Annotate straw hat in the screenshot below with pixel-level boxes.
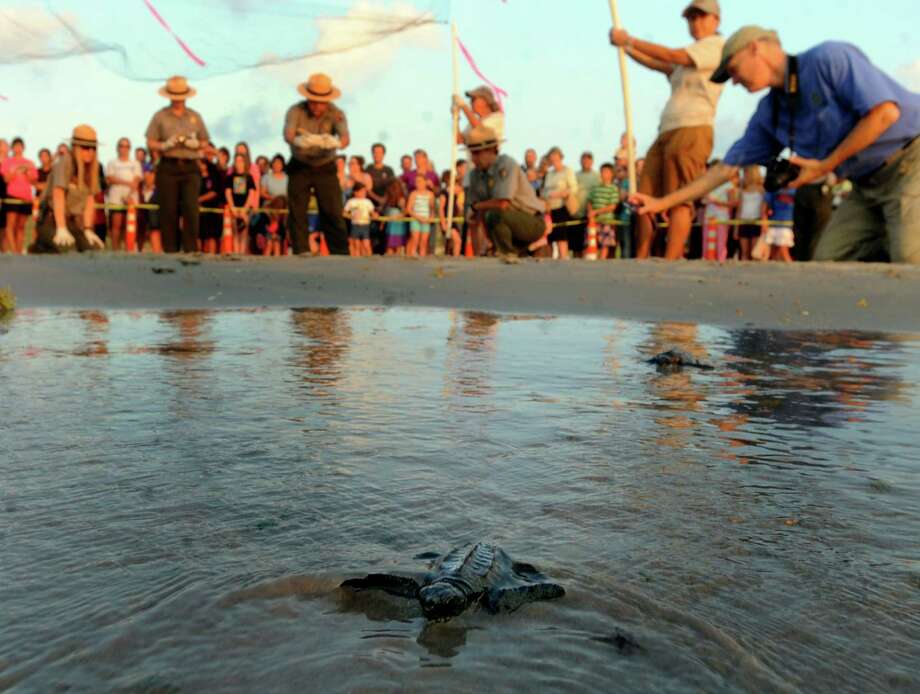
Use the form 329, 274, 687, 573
158, 75, 197, 100
297, 73, 342, 102
463, 126, 504, 153
71, 124, 98, 148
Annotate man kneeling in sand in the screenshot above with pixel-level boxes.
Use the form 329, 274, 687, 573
465, 126, 546, 259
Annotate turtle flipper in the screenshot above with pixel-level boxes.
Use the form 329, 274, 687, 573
484, 582, 565, 614
340, 573, 421, 599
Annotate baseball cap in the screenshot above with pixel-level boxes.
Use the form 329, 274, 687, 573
710, 25, 780, 84
682, 0, 720, 18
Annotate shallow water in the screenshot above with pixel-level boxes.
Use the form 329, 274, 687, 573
1, 307, 918, 693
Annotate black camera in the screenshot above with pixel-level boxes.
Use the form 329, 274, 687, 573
764, 158, 800, 192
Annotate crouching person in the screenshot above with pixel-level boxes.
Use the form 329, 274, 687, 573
465, 126, 545, 258
30, 125, 105, 253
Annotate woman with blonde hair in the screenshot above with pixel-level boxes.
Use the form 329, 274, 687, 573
542, 146, 578, 259
29, 125, 105, 253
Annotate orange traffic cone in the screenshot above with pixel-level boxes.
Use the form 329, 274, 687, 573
221, 207, 234, 254
319, 233, 330, 256
464, 228, 474, 258
584, 221, 599, 261
703, 219, 718, 261
124, 203, 137, 252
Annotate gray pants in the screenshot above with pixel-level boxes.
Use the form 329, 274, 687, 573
484, 208, 544, 255
814, 138, 920, 264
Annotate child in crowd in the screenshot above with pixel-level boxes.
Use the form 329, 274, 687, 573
701, 160, 738, 261
586, 163, 620, 260
438, 170, 464, 257
198, 159, 222, 254
262, 196, 287, 257
225, 152, 257, 254
764, 186, 796, 262
1, 137, 38, 254
307, 195, 322, 255
343, 183, 376, 257
383, 179, 407, 255
737, 165, 767, 261
405, 174, 435, 257
138, 168, 162, 253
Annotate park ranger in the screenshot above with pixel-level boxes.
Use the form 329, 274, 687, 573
284, 73, 350, 255
30, 124, 106, 253
145, 76, 211, 253
466, 126, 546, 257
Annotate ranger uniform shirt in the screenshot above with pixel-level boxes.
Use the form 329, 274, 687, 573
145, 107, 210, 160
40, 152, 99, 217
285, 101, 349, 167
468, 153, 543, 216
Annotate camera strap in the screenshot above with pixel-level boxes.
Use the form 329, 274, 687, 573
771, 55, 800, 154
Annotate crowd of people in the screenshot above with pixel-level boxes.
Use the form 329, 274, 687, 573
3, 0, 918, 263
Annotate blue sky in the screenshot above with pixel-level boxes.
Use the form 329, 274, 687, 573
1, 0, 919, 172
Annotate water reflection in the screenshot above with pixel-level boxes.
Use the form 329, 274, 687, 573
444, 310, 500, 399
288, 308, 351, 398
156, 310, 215, 360
723, 329, 910, 430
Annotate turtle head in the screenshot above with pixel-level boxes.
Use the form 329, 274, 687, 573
418, 581, 469, 622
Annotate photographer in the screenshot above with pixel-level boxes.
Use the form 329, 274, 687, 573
145, 76, 211, 253
632, 26, 920, 264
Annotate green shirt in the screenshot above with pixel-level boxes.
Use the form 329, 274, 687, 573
468, 153, 543, 216
587, 184, 620, 224
145, 107, 210, 160
284, 101, 349, 167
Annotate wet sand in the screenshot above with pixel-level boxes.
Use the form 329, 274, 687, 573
2, 254, 919, 331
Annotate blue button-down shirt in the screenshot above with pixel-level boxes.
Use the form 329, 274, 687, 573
724, 42, 920, 180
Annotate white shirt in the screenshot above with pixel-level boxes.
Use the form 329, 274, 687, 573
659, 34, 726, 134
344, 197, 375, 225
105, 158, 142, 204
542, 166, 577, 211
463, 111, 505, 143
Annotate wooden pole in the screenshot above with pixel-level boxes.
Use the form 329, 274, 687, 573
446, 22, 461, 255
608, 0, 637, 195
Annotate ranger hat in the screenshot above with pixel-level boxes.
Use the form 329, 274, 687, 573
298, 73, 342, 102
710, 25, 780, 84
464, 85, 499, 112
682, 0, 720, 17
158, 75, 196, 100
71, 124, 98, 148
463, 126, 503, 153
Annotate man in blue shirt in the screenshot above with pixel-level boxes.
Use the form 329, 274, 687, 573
632, 26, 920, 263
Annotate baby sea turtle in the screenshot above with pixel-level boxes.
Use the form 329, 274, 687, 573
341, 543, 565, 622
647, 349, 714, 371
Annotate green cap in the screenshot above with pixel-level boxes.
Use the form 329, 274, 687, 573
710, 25, 780, 84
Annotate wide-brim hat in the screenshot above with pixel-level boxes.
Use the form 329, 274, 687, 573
298, 73, 342, 102
159, 75, 196, 100
465, 85, 499, 112
682, 0, 720, 18
71, 124, 98, 148
463, 125, 504, 153
711, 25, 779, 83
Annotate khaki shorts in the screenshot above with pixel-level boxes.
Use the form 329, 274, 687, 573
639, 126, 713, 208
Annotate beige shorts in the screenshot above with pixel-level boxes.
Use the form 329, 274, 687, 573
639, 126, 713, 208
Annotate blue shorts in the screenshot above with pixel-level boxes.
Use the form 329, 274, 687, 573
410, 220, 431, 234
351, 224, 370, 240
308, 212, 319, 232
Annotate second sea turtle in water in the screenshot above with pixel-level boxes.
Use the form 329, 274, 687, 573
340, 543, 565, 622
647, 349, 714, 371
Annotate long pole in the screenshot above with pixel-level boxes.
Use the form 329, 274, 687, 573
608, 0, 637, 195
446, 22, 460, 253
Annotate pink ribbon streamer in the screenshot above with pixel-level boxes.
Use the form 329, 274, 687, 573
456, 36, 508, 111
142, 0, 206, 67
